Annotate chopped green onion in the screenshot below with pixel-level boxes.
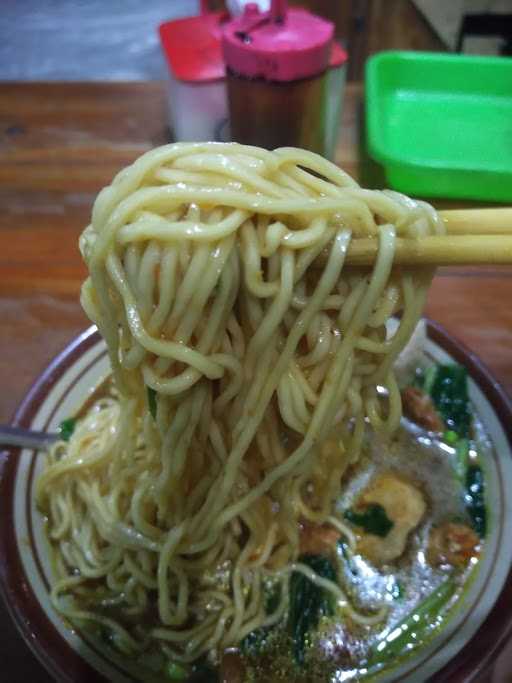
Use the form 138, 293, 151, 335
59, 417, 76, 441
443, 430, 459, 446
147, 386, 157, 419
165, 661, 189, 680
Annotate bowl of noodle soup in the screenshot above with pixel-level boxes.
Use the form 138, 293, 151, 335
1, 143, 512, 682
2, 321, 512, 682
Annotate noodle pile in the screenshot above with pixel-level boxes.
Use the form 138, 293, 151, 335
36, 143, 443, 664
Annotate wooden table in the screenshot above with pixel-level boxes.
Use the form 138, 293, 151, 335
0, 82, 511, 682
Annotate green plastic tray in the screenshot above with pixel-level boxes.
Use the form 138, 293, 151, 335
366, 51, 512, 202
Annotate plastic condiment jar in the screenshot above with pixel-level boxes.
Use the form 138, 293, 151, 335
159, 9, 229, 142
222, 0, 347, 158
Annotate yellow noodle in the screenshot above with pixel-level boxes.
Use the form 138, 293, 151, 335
37, 142, 441, 666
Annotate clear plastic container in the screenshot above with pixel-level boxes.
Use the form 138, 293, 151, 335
159, 10, 229, 142
164, 73, 229, 142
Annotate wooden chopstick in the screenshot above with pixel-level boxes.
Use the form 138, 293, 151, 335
440, 208, 512, 234
345, 235, 512, 266
337, 208, 512, 265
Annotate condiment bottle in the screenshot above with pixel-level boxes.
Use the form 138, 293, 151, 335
159, 6, 229, 141
222, 0, 347, 158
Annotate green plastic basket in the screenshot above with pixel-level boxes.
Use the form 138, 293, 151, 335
366, 51, 512, 202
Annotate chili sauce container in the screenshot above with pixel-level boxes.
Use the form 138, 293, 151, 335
222, 0, 347, 158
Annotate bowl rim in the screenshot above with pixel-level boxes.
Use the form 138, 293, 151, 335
1, 321, 511, 683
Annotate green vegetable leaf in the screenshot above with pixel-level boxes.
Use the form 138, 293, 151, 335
240, 583, 281, 656
465, 465, 486, 537
422, 365, 438, 395
344, 504, 394, 537
453, 438, 470, 483
147, 386, 157, 419
429, 364, 471, 438
59, 417, 76, 441
369, 577, 456, 667
288, 554, 337, 666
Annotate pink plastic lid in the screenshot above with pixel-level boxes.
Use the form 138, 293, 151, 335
222, 2, 335, 82
159, 11, 227, 83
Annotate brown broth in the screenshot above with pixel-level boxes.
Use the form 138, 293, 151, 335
54, 377, 487, 682
241, 420, 486, 682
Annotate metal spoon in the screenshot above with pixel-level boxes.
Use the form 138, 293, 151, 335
0, 425, 60, 449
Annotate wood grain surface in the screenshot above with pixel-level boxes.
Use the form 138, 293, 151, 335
1, 82, 511, 424
0, 81, 511, 682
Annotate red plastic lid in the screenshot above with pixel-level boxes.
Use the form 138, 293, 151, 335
159, 11, 227, 83
222, 3, 334, 82
330, 40, 348, 68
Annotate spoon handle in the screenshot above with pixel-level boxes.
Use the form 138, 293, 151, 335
0, 425, 60, 449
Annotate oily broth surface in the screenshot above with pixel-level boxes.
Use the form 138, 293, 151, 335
47, 376, 488, 682
246, 421, 486, 682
